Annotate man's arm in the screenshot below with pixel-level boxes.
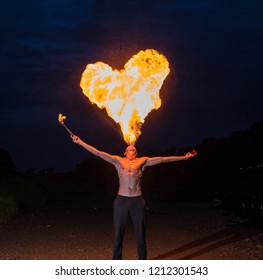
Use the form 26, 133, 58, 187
144, 151, 197, 167
71, 135, 117, 165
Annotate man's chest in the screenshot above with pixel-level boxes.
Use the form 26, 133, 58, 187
116, 159, 145, 175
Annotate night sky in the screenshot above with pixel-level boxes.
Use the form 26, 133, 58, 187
1, 0, 262, 172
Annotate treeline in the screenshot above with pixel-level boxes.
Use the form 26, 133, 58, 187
141, 120, 263, 218
0, 120, 263, 223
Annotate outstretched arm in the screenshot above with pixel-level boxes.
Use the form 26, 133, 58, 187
145, 150, 197, 167
71, 135, 117, 165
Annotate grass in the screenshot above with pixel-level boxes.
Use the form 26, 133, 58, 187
0, 196, 18, 224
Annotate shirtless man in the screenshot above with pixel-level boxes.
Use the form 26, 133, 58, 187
71, 135, 197, 260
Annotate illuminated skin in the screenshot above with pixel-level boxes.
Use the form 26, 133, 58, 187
71, 136, 197, 197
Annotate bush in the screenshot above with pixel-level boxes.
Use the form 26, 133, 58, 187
0, 175, 46, 213
0, 196, 18, 224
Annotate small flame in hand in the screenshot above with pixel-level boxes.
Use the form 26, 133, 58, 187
58, 113, 66, 124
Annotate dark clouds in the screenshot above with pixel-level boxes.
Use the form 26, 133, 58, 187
0, 0, 262, 171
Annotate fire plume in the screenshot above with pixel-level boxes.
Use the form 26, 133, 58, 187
80, 49, 170, 145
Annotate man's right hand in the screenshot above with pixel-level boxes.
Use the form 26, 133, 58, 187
71, 135, 80, 143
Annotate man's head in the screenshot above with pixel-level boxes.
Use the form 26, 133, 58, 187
124, 145, 137, 160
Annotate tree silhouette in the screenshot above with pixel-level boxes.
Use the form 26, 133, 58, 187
0, 149, 16, 174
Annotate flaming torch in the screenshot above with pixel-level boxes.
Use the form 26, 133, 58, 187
80, 49, 170, 145
58, 113, 74, 136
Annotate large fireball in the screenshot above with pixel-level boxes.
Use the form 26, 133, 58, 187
80, 49, 170, 145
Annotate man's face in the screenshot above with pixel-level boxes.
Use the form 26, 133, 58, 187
125, 145, 137, 160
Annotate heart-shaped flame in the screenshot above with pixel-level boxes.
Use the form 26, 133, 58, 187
80, 49, 170, 145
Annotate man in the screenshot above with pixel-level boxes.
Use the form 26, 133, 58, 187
71, 135, 197, 260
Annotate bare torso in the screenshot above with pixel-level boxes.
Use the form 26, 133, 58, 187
72, 137, 195, 197
114, 157, 148, 197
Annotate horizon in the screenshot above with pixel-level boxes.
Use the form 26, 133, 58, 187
3, 118, 262, 173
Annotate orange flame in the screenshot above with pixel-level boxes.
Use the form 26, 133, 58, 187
58, 113, 66, 124
80, 49, 170, 145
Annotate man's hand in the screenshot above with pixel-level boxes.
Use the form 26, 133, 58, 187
71, 135, 80, 143
185, 149, 197, 159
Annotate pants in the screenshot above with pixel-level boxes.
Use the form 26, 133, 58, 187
112, 195, 146, 260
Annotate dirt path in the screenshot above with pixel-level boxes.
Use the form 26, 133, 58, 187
0, 190, 262, 260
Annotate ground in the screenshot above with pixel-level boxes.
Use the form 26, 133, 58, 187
0, 189, 262, 260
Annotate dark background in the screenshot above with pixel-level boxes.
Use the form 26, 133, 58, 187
1, 0, 262, 172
